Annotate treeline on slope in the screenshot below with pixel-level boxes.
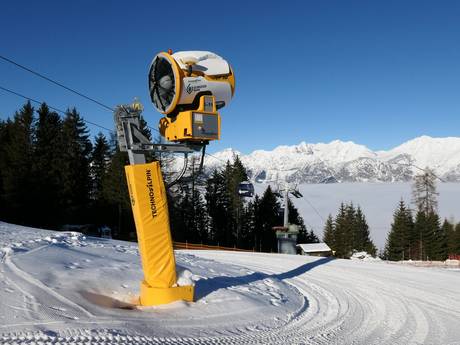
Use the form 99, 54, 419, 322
382, 206, 460, 261
0, 102, 139, 239
383, 168, 460, 261
321, 168, 460, 260
322, 203, 377, 258
169, 156, 319, 251
0, 101, 318, 250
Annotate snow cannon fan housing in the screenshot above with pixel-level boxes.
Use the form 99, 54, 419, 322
148, 51, 235, 144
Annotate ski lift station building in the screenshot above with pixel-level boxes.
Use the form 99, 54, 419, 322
297, 243, 333, 257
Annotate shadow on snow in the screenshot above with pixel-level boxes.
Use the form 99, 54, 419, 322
194, 256, 333, 300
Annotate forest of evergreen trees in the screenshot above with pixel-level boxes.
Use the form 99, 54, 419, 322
382, 169, 460, 261
382, 200, 460, 261
0, 101, 316, 251
322, 203, 377, 258
321, 169, 460, 260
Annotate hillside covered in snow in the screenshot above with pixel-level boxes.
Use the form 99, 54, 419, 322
205, 136, 460, 183
0, 222, 459, 344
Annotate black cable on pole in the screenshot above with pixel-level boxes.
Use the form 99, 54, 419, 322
0, 54, 114, 112
0, 85, 114, 133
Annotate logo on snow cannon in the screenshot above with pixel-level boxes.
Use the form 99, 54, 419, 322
145, 169, 158, 219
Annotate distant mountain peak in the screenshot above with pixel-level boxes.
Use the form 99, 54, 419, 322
205, 136, 460, 183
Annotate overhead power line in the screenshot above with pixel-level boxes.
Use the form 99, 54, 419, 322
0, 85, 114, 133
0, 54, 165, 136
0, 54, 114, 112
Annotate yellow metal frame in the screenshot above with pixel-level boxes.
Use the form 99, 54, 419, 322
125, 161, 194, 305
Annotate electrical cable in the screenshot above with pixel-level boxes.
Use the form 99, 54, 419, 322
0, 54, 114, 112
0, 54, 165, 137
0, 85, 114, 133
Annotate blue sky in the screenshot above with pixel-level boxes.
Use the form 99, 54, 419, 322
1, 1, 459, 153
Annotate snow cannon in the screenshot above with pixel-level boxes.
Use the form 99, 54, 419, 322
148, 50, 235, 143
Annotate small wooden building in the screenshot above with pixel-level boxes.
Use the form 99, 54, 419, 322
297, 243, 332, 257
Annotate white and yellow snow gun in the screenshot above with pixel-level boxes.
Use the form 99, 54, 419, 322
113, 50, 235, 306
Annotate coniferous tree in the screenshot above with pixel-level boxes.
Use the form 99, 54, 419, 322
323, 214, 335, 249
434, 219, 450, 260
91, 132, 110, 201
444, 220, 456, 256
0, 102, 34, 224
354, 206, 377, 256
32, 103, 64, 227
305, 229, 320, 243
334, 203, 352, 258
206, 169, 229, 245
240, 200, 256, 249
0, 119, 6, 219
325, 203, 376, 258
90, 132, 111, 225
454, 223, 460, 255
172, 156, 209, 243
101, 139, 133, 240
252, 195, 263, 251
384, 200, 414, 261
257, 186, 282, 252
60, 108, 92, 222
426, 211, 442, 260
412, 210, 440, 260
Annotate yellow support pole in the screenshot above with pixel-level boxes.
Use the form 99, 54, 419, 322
125, 161, 194, 305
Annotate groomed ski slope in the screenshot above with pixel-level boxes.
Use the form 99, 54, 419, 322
0, 222, 459, 345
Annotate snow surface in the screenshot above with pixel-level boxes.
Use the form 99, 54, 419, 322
0, 222, 460, 344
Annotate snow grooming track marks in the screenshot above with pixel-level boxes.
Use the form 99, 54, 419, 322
1, 223, 460, 345
189, 250, 460, 345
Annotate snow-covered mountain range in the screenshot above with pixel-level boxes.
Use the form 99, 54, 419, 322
205, 136, 460, 183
